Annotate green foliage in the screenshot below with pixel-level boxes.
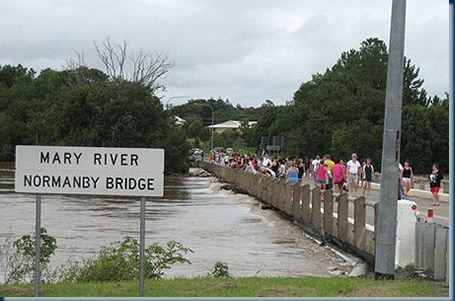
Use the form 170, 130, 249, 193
0, 64, 189, 173
60, 237, 192, 282
183, 117, 204, 139
7, 228, 57, 284
282, 37, 448, 173
401, 101, 449, 173
210, 262, 230, 278
330, 119, 383, 166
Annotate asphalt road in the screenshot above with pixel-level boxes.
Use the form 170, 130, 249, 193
299, 178, 450, 227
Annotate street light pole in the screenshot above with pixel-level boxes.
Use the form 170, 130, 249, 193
165, 96, 189, 109
211, 107, 214, 150
194, 103, 214, 151
375, 0, 407, 280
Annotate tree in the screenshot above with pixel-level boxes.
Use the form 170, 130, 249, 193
0, 64, 189, 173
64, 38, 175, 93
183, 117, 204, 138
287, 37, 433, 170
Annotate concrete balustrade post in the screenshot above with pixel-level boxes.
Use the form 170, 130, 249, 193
373, 202, 379, 255
285, 182, 293, 216
337, 193, 349, 243
264, 177, 273, 205
292, 183, 302, 219
323, 189, 334, 237
311, 187, 322, 234
270, 179, 278, 209
278, 181, 286, 212
300, 184, 311, 224
354, 196, 366, 251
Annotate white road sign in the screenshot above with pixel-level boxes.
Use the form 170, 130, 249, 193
15, 146, 164, 197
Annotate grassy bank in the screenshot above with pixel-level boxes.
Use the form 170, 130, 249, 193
0, 277, 448, 297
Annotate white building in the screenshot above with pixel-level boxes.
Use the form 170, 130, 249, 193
174, 116, 186, 126
207, 120, 257, 133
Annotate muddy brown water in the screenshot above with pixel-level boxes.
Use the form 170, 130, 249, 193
0, 163, 348, 280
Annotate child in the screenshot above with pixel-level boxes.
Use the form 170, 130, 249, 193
429, 164, 444, 206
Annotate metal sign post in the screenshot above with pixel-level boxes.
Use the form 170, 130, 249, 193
15, 146, 165, 298
139, 196, 146, 297
34, 194, 41, 297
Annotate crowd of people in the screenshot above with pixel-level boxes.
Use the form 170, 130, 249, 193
208, 151, 444, 204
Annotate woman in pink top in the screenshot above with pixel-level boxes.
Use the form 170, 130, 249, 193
331, 159, 346, 194
315, 160, 329, 198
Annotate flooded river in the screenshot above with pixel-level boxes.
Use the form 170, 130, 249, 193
0, 163, 348, 280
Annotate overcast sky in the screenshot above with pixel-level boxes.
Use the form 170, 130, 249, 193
0, 0, 449, 107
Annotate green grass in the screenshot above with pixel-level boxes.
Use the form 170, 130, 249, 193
0, 277, 447, 297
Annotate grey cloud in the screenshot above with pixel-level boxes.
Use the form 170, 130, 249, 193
0, 0, 449, 106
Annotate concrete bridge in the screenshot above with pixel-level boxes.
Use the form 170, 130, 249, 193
199, 161, 450, 283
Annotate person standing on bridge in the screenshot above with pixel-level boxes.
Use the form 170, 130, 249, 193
304, 158, 311, 179
400, 161, 414, 197
346, 153, 361, 198
331, 158, 346, 194
312, 156, 321, 181
315, 160, 329, 198
323, 154, 335, 190
297, 159, 305, 182
429, 163, 444, 206
285, 162, 300, 183
262, 154, 271, 168
362, 158, 374, 196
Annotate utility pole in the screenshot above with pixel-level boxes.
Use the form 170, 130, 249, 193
375, 0, 407, 280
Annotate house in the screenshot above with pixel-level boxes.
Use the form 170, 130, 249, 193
174, 116, 186, 126
207, 120, 257, 134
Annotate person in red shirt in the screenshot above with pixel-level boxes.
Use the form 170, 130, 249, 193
429, 164, 444, 206
331, 159, 346, 194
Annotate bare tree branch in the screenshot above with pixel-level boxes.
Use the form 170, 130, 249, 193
93, 38, 174, 93
63, 51, 91, 85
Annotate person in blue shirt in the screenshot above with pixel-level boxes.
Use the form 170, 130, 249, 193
285, 162, 299, 183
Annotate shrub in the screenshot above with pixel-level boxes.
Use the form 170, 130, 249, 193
5, 227, 57, 284
60, 236, 192, 282
210, 261, 230, 278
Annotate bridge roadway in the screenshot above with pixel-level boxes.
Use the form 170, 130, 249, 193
297, 177, 450, 227
202, 159, 450, 227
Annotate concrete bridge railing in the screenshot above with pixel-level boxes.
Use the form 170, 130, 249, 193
199, 161, 378, 265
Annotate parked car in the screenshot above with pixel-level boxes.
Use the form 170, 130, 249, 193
226, 148, 233, 154
190, 148, 203, 155
211, 147, 225, 154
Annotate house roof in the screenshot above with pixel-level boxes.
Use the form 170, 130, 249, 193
174, 116, 186, 125
207, 120, 257, 129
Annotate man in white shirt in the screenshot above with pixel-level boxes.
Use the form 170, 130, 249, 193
346, 153, 362, 197
262, 154, 271, 168
311, 155, 321, 179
